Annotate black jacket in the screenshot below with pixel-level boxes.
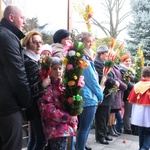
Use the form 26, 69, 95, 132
24, 50, 44, 120
94, 56, 116, 106
0, 18, 31, 116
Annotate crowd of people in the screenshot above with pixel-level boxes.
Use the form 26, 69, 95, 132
0, 4, 150, 150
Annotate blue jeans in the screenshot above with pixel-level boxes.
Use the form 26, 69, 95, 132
27, 119, 46, 150
115, 111, 123, 133
139, 127, 150, 150
76, 106, 96, 150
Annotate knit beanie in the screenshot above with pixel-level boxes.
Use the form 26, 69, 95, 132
40, 44, 52, 56
53, 29, 71, 43
52, 57, 62, 67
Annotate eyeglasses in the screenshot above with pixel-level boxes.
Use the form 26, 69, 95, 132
32, 41, 43, 45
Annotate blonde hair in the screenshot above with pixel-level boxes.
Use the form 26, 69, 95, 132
22, 30, 43, 48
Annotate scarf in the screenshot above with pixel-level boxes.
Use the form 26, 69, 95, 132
24, 49, 40, 62
84, 48, 94, 62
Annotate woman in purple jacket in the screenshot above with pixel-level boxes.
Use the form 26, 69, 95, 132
107, 64, 127, 136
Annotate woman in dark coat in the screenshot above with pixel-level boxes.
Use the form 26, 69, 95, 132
119, 54, 136, 134
22, 31, 50, 150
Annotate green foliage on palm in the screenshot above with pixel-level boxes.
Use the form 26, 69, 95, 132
133, 46, 144, 82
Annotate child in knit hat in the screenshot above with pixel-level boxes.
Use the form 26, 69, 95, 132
37, 57, 77, 150
40, 44, 52, 59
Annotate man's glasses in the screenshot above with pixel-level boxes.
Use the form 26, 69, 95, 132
32, 41, 43, 45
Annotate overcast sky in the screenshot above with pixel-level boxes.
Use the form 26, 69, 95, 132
2, 0, 132, 41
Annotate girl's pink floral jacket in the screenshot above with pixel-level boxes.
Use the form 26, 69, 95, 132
37, 77, 74, 140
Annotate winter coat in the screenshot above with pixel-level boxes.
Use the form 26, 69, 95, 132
24, 49, 44, 120
94, 56, 116, 106
37, 77, 74, 140
0, 18, 31, 116
111, 65, 127, 110
81, 56, 103, 107
51, 43, 66, 59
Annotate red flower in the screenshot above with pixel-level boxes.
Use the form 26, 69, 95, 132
68, 97, 74, 104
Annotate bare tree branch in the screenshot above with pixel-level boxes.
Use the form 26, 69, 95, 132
98, 0, 131, 38
91, 18, 110, 36
74, 0, 131, 39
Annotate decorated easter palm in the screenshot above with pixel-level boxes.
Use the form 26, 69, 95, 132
62, 33, 88, 116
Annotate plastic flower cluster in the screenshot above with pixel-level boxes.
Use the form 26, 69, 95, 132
39, 55, 52, 80
78, 4, 93, 32
85, 5, 93, 32
62, 37, 88, 116
123, 68, 134, 84
133, 44, 145, 82
83, 4, 93, 22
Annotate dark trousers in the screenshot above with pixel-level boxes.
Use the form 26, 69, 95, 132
95, 105, 111, 140
0, 111, 22, 150
48, 137, 67, 150
27, 119, 46, 150
123, 101, 132, 131
139, 127, 150, 150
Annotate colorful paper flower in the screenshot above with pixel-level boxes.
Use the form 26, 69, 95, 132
76, 52, 81, 57
77, 76, 85, 87
78, 59, 88, 68
68, 50, 76, 57
67, 64, 73, 70
63, 33, 86, 116
75, 94, 82, 101
39, 55, 52, 80
68, 97, 74, 104
62, 58, 68, 66
74, 76, 78, 80
68, 80, 76, 86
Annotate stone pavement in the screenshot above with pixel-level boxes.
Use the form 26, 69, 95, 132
22, 129, 139, 150
87, 129, 139, 150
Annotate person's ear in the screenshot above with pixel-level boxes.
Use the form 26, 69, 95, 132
9, 14, 14, 22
